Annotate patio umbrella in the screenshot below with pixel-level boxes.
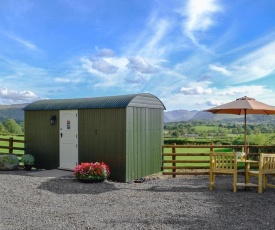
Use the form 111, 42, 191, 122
205, 96, 275, 155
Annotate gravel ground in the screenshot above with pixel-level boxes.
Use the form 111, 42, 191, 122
1, 169, 275, 230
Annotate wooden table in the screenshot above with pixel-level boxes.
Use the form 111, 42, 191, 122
236, 159, 259, 188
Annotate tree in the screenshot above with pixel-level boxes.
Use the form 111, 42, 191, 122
246, 126, 252, 135
171, 130, 180, 138
3, 119, 23, 135
0, 122, 9, 134
181, 128, 188, 135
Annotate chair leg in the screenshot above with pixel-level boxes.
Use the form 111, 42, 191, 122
209, 173, 214, 191
263, 175, 267, 189
233, 172, 237, 192
212, 173, 215, 183
258, 173, 263, 193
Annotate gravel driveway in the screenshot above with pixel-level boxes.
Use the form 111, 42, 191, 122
1, 169, 275, 230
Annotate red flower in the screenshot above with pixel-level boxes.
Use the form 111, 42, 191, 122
73, 162, 110, 180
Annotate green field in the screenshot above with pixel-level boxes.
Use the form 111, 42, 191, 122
0, 135, 25, 155
163, 147, 234, 171
193, 125, 227, 132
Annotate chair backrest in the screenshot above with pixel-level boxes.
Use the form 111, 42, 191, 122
210, 152, 237, 173
260, 153, 275, 174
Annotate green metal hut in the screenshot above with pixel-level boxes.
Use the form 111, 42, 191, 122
23, 93, 165, 182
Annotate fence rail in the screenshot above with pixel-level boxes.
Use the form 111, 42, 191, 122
0, 137, 25, 156
162, 143, 275, 177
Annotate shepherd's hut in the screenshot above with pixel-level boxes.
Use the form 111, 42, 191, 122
23, 93, 165, 182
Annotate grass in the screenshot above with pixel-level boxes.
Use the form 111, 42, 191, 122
163, 146, 234, 171
193, 125, 227, 132
0, 135, 25, 155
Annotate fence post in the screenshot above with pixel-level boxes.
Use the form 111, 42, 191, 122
172, 143, 176, 178
209, 143, 213, 173
210, 142, 213, 153
246, 143, 250, 160
9, 137, 13, 154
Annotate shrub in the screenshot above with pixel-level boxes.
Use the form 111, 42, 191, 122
21, 154, 34, 165
74, 162, 110, 180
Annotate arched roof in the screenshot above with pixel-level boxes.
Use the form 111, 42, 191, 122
23, 93, 166, 111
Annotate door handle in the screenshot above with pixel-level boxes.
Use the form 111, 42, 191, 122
60, 133, 63, 138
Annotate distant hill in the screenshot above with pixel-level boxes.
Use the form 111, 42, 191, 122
164, 110, 275, 123
1, 103, 275, 124
190, 111, 215, 120
0, 104, 27, 122
163, 110, 222, 122
163, 110, 198, 122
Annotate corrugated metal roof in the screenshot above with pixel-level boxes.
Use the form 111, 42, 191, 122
23, 93, 166, 111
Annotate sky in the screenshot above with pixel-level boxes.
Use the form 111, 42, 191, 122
0, 0, 275, 111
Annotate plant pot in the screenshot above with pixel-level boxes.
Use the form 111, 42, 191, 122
76, 178, 105, 183
24, 164, 33, 171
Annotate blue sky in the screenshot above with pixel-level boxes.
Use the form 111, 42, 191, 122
0, 0, 275, 111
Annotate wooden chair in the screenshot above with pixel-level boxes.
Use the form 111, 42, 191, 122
209, 152, 238, 192
248, 153, 275, 193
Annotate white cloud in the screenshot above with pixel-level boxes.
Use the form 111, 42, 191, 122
209, 64, 231, 76
212, 41, 275, 86
161, 82, 275, 111
127, 56, 158, 74
81, 56, 120, 77
230, 41, 275, 83
90, 58, 118, 74
79, 54, 161, 90
181, 86, 212, 95
54, 77, 84, 83
104, 57, 128, 70
80, 57, 124, 88
201, 85, 273, 110
206, 100, 224, 106
0, 57, 48, 83
224, 31, 275, 56
123, 11, 173, 62
180, 81, 214, 95
185, 0, 220, 31
218, 85, 271, 97
96, 48, 116, 57
0, 87, 40, 103
161, 93, 209, 111
182, 0, 222, 48
140, 18, 170, 57
162, 83, 274, 111
3, 32, 39, 51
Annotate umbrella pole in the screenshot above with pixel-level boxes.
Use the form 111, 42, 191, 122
244, 109, 247, 159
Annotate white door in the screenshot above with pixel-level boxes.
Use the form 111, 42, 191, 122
59, 110, 78, 170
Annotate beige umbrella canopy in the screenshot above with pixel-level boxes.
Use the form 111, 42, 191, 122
205, 96, 275, 154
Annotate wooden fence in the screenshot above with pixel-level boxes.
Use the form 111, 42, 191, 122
0, 137, 25, 157
162, 143, 275, 177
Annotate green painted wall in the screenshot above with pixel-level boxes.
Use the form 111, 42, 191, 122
25, 111, 59, 169
78, 108, 127, 182
125, 107, 163, 181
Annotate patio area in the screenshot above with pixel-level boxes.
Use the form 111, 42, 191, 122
0, 169, 274, 229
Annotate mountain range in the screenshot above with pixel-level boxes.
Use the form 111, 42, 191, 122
0, 104, 27, 122
1, 104, 275, 124
163, 109, 275, 123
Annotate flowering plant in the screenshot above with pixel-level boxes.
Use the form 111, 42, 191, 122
73, 162, 110, 180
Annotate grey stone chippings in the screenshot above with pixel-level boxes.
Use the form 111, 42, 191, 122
0, 170, 275, 230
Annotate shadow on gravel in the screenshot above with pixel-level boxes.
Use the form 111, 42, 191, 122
37, 176, 119, 195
